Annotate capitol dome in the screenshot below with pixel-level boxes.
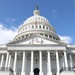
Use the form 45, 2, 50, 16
13, 6, 60, 43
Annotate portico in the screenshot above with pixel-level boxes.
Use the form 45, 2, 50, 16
0, 48, 72, 75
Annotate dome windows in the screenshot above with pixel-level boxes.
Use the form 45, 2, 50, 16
32, 25, 34, 28
53, 37, 55, 40
43, 26, 45, 29
39, 25, 41, 29
49, 35, 52, 38
40, 33, 43, 36
14, 33, 59, 43
22, 35, 24, 39
46, 27, 48, 30
19, 24, 55, 34
45, 34, 48, 37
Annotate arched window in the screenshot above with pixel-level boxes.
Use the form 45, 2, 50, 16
22, 35, 24, 39
32, 25, 34, 28
39, 25, 41, 29
43, 26, 45, 29
49, 35, 52, 38
46, 27, 48, 30
53, 37, 55, 39
45, 34, 48, 37
40, 33, 43, 36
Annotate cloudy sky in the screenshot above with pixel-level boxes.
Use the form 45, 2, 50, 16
0, 0, 75, 44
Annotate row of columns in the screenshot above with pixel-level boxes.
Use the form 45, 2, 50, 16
0, 51, 73, 75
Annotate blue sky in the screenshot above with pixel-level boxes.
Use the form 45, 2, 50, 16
0, 0, 75, 44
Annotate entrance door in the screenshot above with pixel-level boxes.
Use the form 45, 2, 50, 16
34, 68, 39, 75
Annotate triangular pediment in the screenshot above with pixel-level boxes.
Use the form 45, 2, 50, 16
11, 35, 61, 45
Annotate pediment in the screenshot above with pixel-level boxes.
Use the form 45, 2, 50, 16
13, 35, 60, 45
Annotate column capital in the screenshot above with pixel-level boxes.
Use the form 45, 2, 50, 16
63, 50, 67, 52
56, 50, 58, 53
56, 50, 59, 52
47, 50, 50, 53
39, 50, 42, 52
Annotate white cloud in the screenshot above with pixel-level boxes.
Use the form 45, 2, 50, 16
6, 18, 16, 22
0, 23, 18, 44
59, 35, 73, 44
0, 22, 73, 44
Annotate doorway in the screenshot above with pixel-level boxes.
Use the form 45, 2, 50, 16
34, 68, 40, 75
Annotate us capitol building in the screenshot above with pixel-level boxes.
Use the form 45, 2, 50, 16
0, 6, 75, 75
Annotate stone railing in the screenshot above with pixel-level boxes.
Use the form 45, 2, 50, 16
0, 67, 13, 73
59, 67, 74, 73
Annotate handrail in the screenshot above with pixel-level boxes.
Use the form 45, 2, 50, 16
0, 67, 13, 73
59, 67, 74, 73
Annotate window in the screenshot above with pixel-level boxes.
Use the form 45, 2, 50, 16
40, 33, 43, 36
30, 34, 33, 37
49, 28, 51, 30
53, 37, 55, 39
32, 25, 34, 28
22, 35, 24, 39
45, 34, 48, 37
56, 38, 58, 40
18, 37, 20, 39
46, 27, 48, 30
35, 25, 38, 28
39, 25, 41, 29
49, 35, 52, 38
26, 34, 29, 38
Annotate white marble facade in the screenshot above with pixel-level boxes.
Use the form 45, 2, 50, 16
0, 6, 75, 75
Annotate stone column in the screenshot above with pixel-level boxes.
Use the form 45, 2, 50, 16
39, 51, 43, 75
64, 51, 68, 71
21, 52, 26, 75
13, 52, 17, 75
69, 54, 73, 70
5, 52, 9, 68
0, 54, 4, 68
62, 55, 65, 69
8, 55, 11, 68
47, 51, 52, 75
30, 51, 34, 75
56, 51, 60, 75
